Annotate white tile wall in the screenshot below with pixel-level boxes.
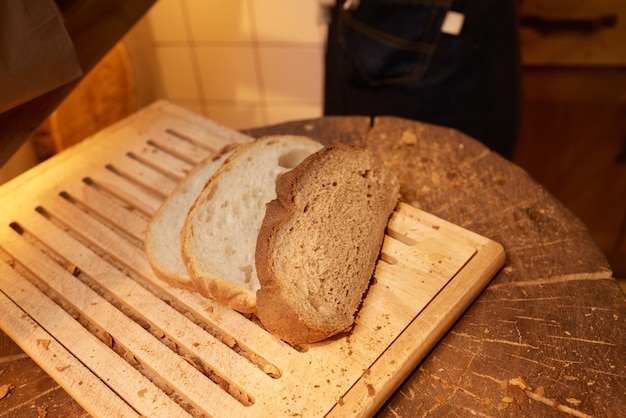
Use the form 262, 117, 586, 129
137, 0, 326, 130
153, 46, 198, 99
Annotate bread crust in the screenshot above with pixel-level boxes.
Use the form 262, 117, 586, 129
180, 142, 258, 313
255, 144, 399, 345
145, 144, 238, 290
255, 198, 340, 343
181, 245, 257, 313
180, 135, 323, 314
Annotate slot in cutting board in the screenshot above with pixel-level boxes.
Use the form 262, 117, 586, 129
0, 101, 505, 417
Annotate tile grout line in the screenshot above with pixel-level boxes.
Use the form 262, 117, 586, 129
180, 0, 209, 117
152, 40, 322, 48
247, 0, 268, 125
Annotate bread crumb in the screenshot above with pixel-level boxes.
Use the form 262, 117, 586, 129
506, 382, 528, 405
398, 131, 417, 146
566, 398, 581, 406
68, 264, 80, 276
222, 335, 236, 348
509, 376, 532, 390
37, 405, 48, 417
37, 339, 51, 350
0, 384, 14, 400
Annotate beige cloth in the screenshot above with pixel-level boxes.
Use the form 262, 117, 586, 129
0, 0, 82, 113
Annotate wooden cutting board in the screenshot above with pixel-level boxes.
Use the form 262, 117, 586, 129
0, 101, 505, 417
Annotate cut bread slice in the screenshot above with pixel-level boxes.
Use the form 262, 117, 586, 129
145, 145, 237, 289
255, 144, 400, 345
181, 135, 324, 313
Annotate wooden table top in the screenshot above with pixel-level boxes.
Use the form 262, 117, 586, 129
1, 110, 624, 417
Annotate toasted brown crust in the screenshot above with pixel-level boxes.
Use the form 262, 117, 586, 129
255, 198, 345, 343
255, 144, 399, 345
255, 286, 335, 345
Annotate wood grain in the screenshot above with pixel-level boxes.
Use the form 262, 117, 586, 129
0, 103, 623, 417
0, 102, 504, 417
247, 115, 625, 417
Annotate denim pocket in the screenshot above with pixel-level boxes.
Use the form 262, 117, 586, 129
337, 0, 452, 86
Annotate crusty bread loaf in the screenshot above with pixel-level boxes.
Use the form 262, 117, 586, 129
255, 144, 400, 345
181, 135, 324, 313
144, 145, 237, 289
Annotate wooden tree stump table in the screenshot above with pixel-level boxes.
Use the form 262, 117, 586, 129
1, 109, 624, 417
247, 116, 626, 417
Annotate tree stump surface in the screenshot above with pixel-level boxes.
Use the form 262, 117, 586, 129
1, 115, 623, 417
245, 116, 624, 417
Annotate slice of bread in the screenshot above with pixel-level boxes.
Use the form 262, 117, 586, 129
255, 144, 400, 345
181, 135, 324, 313
145, 145, 237, 289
